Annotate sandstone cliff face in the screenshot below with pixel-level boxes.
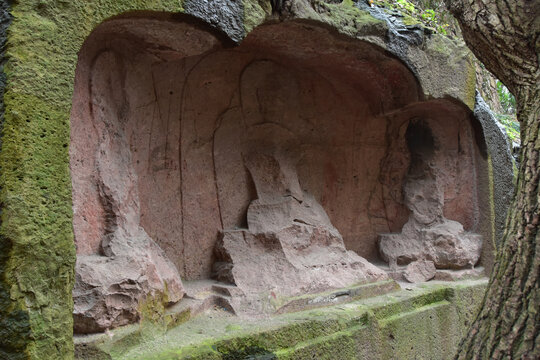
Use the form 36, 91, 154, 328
0, 0, 513, 356
70, 14, 488, 331
0, 0, 514, 354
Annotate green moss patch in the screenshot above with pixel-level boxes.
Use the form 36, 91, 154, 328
242, 0, 271, 34
74, 280, 488, 360
2, 1, 186, 358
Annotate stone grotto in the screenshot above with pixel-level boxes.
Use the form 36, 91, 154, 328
70, 14, 494, 334
0, 1, 518, 359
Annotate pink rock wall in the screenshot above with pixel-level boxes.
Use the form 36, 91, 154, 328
71, 15, 485, 280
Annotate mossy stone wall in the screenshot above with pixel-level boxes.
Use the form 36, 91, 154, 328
75, 280, 487, 360
0, 2, 197, 359
0, 1, 498, 359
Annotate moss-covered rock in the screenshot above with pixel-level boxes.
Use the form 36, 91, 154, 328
243, 0, 272, 34
1, 1, 186, 358
1, 1, 497, 358
285, 0, 388, 39
73, 280, 487, 360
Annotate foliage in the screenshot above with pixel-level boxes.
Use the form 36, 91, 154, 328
495, 80, 516, 114
493, 81, 519, 144
487, 79, 519, 144
495, 114, 520, 144
371, 0, 450, 35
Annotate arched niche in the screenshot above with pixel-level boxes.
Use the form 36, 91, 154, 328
70, 12, 489, 332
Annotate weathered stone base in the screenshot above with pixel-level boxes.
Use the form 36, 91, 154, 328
74, 279, 487, 360
382, 263, 485, 283
379, 219, 483, 270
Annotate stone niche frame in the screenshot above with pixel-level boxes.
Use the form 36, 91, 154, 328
0, 1, 502, 358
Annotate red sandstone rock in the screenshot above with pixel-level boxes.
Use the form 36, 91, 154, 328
379, 220, 483, 269
404, 260, 437, 283
213, 151, 387, 303
74, 242, 184, 333
433, 267, 485, 281
70, 17, 487, 329
72, 19, 482, 278
379, 120, 483, 269
71, 43, 184, 333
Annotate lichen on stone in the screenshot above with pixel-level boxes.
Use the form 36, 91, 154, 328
2, 1, 187, 358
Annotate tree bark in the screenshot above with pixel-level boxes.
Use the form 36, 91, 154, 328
444, 0, 540, 358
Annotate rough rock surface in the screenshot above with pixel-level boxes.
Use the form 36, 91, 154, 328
0, 0, 10, 124
379, 216, 483, 269
0, 0, 501, 356
404, 260, 436, 283
474, 93, 515, 246
72, 39, 185, 333
184, 0, 244, 41
434, 267, 485, 281
379, 120, 483, 269
213, 150, 387, 302
74, 242, 184, 333
69, 14, 489, 331
72, 19, 485, 283
286, 0, 478, 109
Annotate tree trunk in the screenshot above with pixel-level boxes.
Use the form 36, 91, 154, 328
444, 0, 539, 358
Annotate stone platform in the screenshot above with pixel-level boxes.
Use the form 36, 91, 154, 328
75, 279, 487, 360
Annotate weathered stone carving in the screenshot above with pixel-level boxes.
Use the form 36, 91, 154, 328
214, 147, 387, 303
72, 51, 184, 333
70, 18, 487, 331
379, 120, 482, 270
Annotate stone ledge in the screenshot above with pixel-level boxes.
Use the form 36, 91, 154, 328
75, 279, 487, 360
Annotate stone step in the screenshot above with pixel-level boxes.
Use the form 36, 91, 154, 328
275, 280, 400, 314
